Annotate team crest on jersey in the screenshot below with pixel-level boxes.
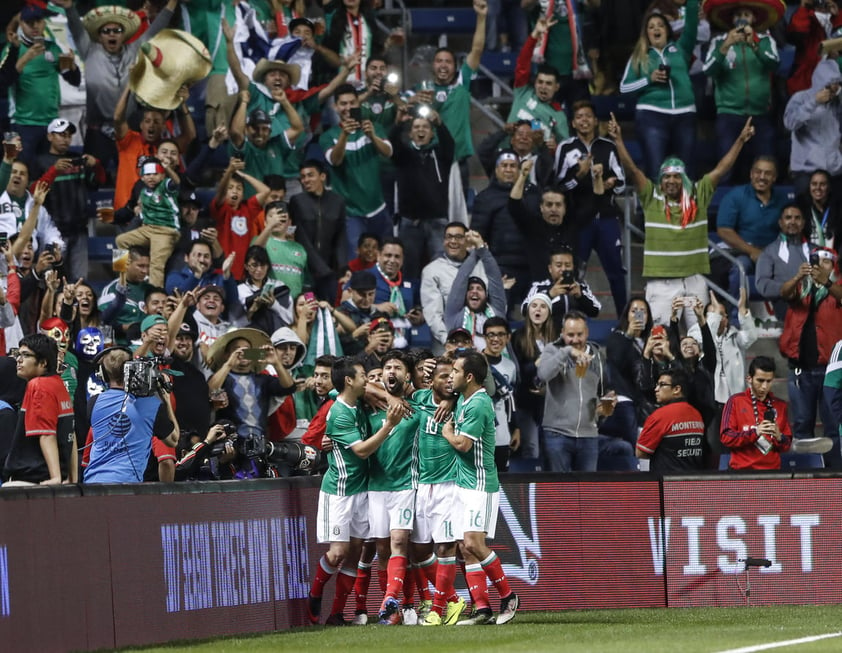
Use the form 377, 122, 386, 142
231, 215, 248, 236
44, 51, 55, 63
436, 90, 447, 103
371, 103, 383, 115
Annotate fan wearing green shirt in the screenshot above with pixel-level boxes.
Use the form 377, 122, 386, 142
307, 357, 404, 626
409, 0, 487, 193
443, 351, 519, 626
608, 111, 755, 327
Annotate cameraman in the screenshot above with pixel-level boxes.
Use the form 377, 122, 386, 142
174, 422, 234, 481
83, 347, 179, 484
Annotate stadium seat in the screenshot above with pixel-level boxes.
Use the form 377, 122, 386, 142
719, 453, 730, 470
479, 51, 516, 78
89, 236, 116, 263
780, 452, 825, 471
591, 95, 636, 122
409, 8, 476, 35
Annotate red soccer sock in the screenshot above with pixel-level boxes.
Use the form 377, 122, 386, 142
381, 554, 407, 608
418, 553, 438, 588
377, 563, 388, 594
481, 552, 512, 599
432, 556, 457, 616
413, 565, 431, 601
403, 564, 417, 606
330, 567, 357, 616
465, 563, 490, 611
310, 555, 338, 598
354, 561, 372, 613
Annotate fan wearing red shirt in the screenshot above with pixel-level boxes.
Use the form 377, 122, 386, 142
721, 356, 792, 470
211, 158, 271, 279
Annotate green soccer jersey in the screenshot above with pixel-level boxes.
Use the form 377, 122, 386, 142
139, 178, 180, 229
263, 236, 308, 299
453, 389, 498, 493
414, 389, 458, 485
507, 86, 569, 143
427, 61, 476, 161
6, 40, 64, 126
231, 133, 297, 196
321, 397, 371, 496
367, 403, 421, 492
247, 81, 321, 144
319, 125, 388, 217
825, 341, 842, 438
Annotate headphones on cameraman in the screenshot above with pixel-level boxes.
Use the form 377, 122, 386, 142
92, 346, 133, 385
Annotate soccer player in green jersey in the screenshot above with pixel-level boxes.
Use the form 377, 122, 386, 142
444, 351, 520, 625
414, 356, 468, 626
367, 350, 422, 625
307, 357, 403, 625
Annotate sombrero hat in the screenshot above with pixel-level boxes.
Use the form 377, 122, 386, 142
82, 5, 141, 41
129, 29, 212, 110
252, 58, 302, 88
206, 327, 272, 372
703, 0, 785, 33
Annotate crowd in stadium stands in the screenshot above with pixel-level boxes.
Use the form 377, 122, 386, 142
3, 0, 842, 485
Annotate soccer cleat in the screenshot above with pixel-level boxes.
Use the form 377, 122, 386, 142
352, 611, 368, 625
325, 612, 347, 626
421, 611, 442, 626
417, 599, 433, 619
378, 597, 402, 625
454, 608, 494, 625
402, 607, 418, 625
306, 594, 322, 625
443, 597, 466, 626
496, 593, 520, 625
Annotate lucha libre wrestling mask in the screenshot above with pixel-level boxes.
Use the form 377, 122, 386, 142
40, 318, 70, 353
76, 327, 104, 361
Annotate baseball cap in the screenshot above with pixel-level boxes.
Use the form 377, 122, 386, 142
349, 270, 376, 291
21, 4, 56, 22
289, 17, 316, 33
177, 319, 198, 341
467, 276, 487, 291
369, 317, 394, 333
446, 328, 472, 343
179, 189, 201, 207
140, 314, 167, 333
247, 109, 271, 126
196, 285, 225, 300
47, 118, 77, 135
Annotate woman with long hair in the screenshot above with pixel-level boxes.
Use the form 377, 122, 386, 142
603, 296, 654, 442
511, 293, 556, 471
619, 0, 699, 179
238, 245, 293, 333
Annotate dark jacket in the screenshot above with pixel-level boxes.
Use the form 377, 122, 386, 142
390, 121, 455, 220
290, 188, 348, 280
471, 176, 530, 273
508, 192, 576, 281
32, 153, 106, 235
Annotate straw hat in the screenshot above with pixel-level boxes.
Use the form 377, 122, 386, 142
129, 29, 212, 110
252, 58, 302, 88
206, 328, 272, 372
702, 0, 785, 33
82, 5, 141, 41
